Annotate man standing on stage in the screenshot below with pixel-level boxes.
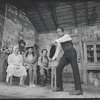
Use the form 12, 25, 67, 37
52, 27, 83, 95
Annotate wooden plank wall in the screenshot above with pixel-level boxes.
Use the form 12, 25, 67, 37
5, 1, 100, 34
0, 3, 5, 50
0, 3, 5, 81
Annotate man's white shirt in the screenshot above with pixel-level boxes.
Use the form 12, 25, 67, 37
52, 34, 72, 60
55, 34, 72, 43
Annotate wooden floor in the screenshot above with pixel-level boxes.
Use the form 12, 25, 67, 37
0, 82, 100, 98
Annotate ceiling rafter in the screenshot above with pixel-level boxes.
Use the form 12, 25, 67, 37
35, 2, 49, 32
84, 2, 89, 25
47, 2, 59, 29
21, 2, 39, 33
25, 10, 39, 32
23, 1, 49, 32
71, 2, 78, 27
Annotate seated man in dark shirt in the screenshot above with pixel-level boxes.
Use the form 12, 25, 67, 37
18, 39, 26, 55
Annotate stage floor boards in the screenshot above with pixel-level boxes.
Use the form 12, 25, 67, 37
0, 82, 100, 98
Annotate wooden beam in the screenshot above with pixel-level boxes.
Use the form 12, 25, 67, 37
47, 2, 59, 28
71, 2, 78, 27
22, 2, 39, 33
84, 2, 89, 25
23, 9, 38, 32
35, 2, 49, 31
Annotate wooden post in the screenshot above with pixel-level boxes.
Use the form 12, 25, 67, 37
36, 3, 49, 32
51, 66, 54, 90
54, 67, 57, 88
48, 2, 59, 28
71, 2, 78, 28
51, 61, 57, 90
83, 42, 88, 84
79, 34, 84, 83
84, 2, 89, 25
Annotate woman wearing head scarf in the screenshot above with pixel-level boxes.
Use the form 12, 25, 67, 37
6, 45, 27, 86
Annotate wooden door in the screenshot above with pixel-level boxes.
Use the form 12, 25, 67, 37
62, 34, 83, 83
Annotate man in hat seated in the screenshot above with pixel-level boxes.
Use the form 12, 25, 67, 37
18, 39, 26, 55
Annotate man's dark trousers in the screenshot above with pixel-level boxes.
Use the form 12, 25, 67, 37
56, 48, 82, 91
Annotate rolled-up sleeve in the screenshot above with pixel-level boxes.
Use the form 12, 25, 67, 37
55, 34, 72, 43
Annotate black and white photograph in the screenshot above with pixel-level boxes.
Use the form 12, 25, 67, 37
0, 0, 100, 98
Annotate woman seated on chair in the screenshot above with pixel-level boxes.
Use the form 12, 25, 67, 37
38, 49, 51, 86
24, 46, 37, 87
6, 45, 27, 86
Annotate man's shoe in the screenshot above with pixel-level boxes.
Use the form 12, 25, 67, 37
30, 84, 36, 87
52, 87, 63, 92
41, 82, 45, 87
69, 90, 83, 95
19, 84, 26, 87
41, 83, 45, 87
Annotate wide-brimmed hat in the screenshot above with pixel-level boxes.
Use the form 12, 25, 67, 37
34, 44, 38, 50
18, 39, 26, 46
26, 46, 34, 51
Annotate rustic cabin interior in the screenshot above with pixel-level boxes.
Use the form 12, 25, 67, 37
0, 0, 100, 98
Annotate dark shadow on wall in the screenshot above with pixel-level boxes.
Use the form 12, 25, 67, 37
89, 6, 98, 26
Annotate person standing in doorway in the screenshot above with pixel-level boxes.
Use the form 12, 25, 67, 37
52, 27, 83, 95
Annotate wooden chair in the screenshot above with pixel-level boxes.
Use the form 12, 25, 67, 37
11, 76, 19, 85
34, 66, 38, 84
7, 67, 27, 86
36, 65, 51, 85
8, 74, 25, 86
7, 75, 20, 86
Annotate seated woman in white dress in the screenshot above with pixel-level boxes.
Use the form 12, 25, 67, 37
24, 46, 37, 87
6, 45, 27, 86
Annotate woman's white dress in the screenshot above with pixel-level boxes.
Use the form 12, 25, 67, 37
6, 53, 27, 82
